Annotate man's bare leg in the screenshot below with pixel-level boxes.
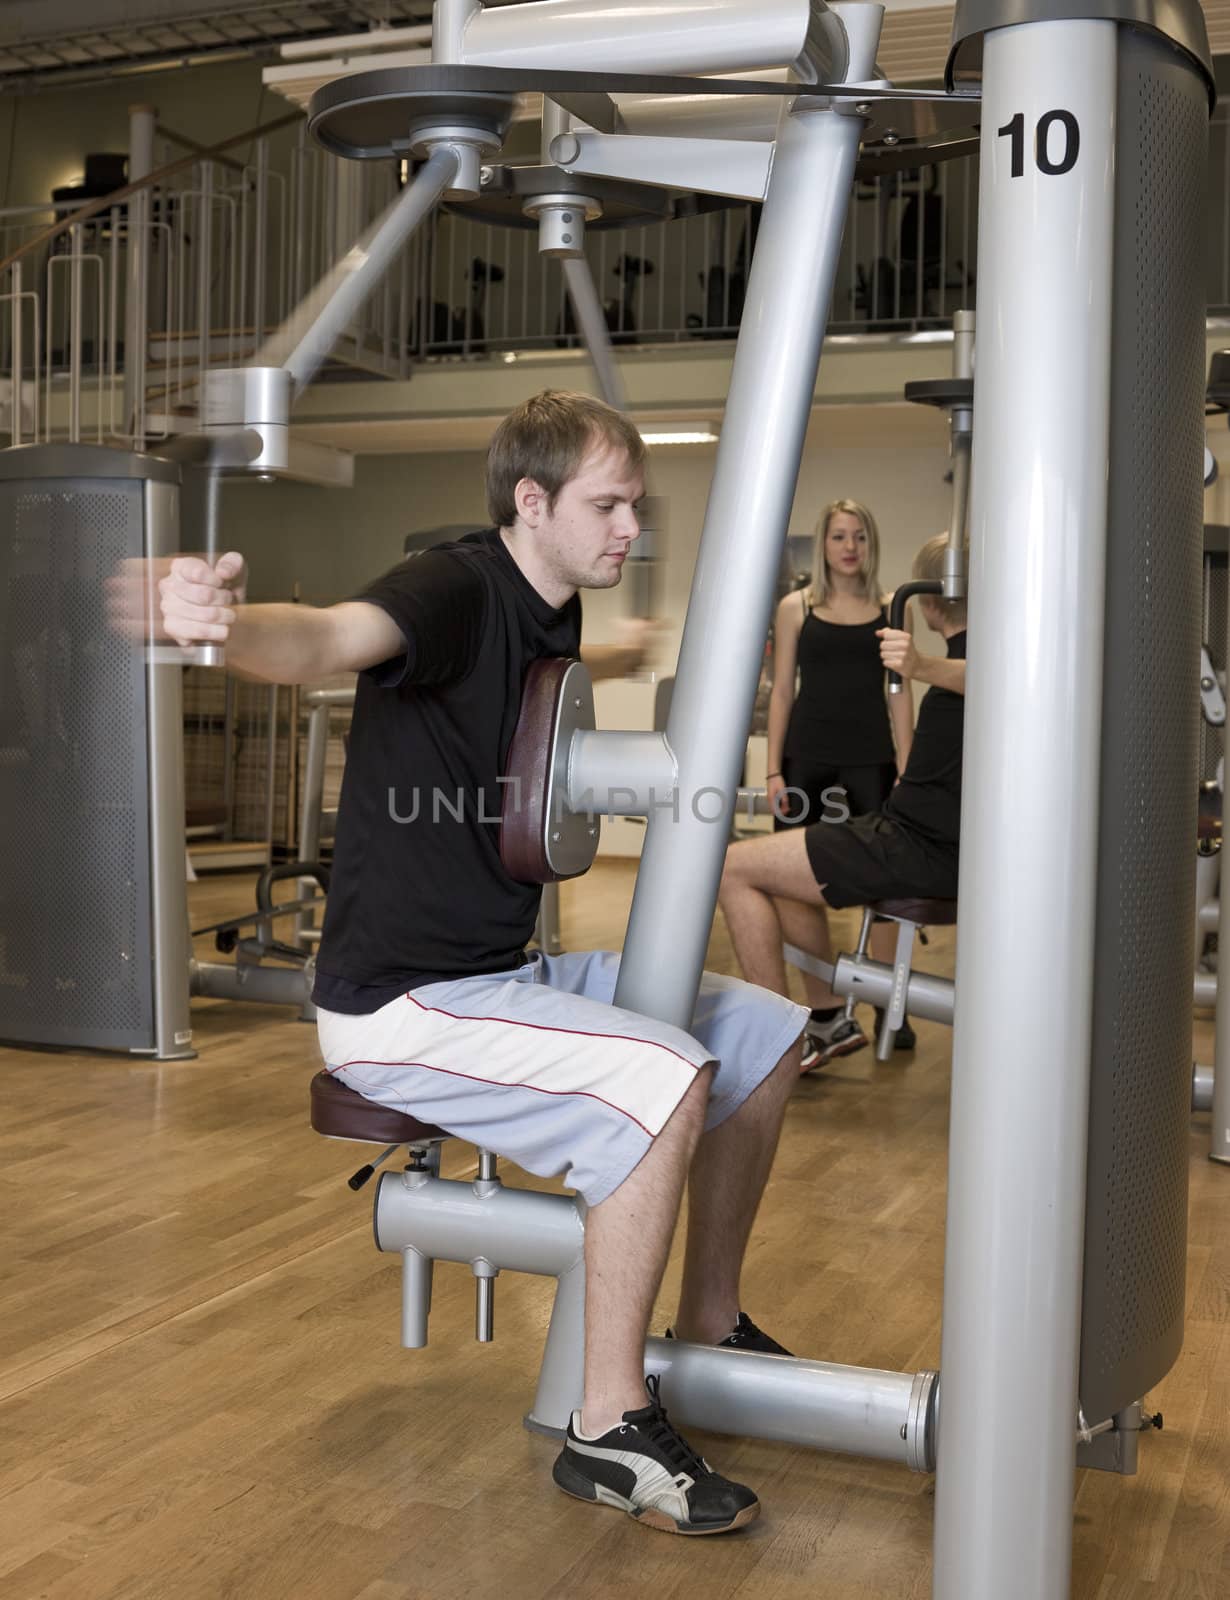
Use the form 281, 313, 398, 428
777, 897, 842, 1008
673, 1044, 800, 1343
782, 898, 838, 1007
581, 1065, 713, 1435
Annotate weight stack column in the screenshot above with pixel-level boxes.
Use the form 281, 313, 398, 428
933, 5, 1213, 1598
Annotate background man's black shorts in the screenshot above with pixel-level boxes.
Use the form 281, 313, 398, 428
803, 813, 958, 909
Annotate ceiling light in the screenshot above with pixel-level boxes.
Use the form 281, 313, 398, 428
638, 424, 718, 445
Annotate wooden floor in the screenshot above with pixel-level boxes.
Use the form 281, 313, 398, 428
1, 862, 1227, 1599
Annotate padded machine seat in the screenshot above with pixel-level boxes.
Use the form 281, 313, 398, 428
310, 1070, 448, 1145
870, 896, 958, 927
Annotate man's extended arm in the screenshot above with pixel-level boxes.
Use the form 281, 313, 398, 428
158, 553, 405, 683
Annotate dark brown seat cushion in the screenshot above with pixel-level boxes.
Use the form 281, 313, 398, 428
871, 897, 959, 926
310, 1070, 448, 1145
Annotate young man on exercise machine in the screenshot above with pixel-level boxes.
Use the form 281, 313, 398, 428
155, 389, 808, 1537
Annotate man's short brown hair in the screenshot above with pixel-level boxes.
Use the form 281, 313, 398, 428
913, 533, 968, 627
486, 390, 646, 528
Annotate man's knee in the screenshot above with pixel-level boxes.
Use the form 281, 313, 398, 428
719, 841, 752, 900
661, 1062, 714, 1147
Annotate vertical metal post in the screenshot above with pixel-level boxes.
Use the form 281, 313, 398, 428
614, 3, 883, 1027
124, 103, 156, 444
68, 223, 83, 444
536, 879, 563, 955
197, 160, 214, 381
933, 21, 1118, 1600
947, 307, 974, 592
145, 477, 196, 1059
221, 673, 236, 842
10, 259, 22, 447
254, 138, 269, 343
295, 697, 331, 946
433, 0, 482, 61
264, 682, 279, 863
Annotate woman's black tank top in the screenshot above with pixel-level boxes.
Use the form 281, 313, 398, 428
782, 596, 895, 766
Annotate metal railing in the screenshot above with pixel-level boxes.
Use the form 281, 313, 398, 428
4, 101, 1230, 445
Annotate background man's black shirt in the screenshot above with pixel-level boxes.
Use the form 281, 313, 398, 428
312, 529, 581, 1014
881, 630, 967, 847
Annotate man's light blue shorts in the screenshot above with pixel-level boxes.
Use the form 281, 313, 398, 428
316, 949, 806, 1205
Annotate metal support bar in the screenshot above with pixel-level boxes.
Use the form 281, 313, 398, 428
535, 880, 563, 955
461, 0, 819, 78
9, 259, 22, 447
196, 160, 214, 391
933, 22, 1118, 1600
561, 256, 627, 411
265, 145, 460, 397
615, 3, 883, 1028
556, 130, 773, 202
1193, 1059, 1214, 1112
374, 1169, 586, 1276
785, 941, 955, 1024
189, 959, 312, 1008
647, 1338, 937, 1473
68, 223, 83, 444
146, 477, 196, 1061
124, 103, 156, 443
566, 729, 676, 814
877, 918, 915, 1060
295, 697, 333, 947
401, 1247, 433, 1347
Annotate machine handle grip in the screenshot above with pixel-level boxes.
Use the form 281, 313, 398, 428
255, 859, 331, 913
887, 581, 944, 695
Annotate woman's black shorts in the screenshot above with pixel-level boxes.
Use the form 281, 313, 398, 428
773, 758, 897, 831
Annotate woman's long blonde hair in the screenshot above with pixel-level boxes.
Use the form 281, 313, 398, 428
808, 499, 882, 609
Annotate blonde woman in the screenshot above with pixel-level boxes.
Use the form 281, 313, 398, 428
765, 500, 915, 1067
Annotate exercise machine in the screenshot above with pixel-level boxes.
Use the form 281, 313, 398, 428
302, 4, 1213, 1599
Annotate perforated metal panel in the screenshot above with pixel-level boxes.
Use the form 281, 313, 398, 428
1079, 35, 1208, 1421
0, 463, 154, 1050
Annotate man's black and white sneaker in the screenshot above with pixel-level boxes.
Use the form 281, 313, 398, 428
665, 1312, 792, 1357
719, 1312, 792, 1356
800, 1013, 867, 1073
552, 1374, 760, 1535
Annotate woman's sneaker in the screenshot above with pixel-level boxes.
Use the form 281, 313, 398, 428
800, 1013, 868, 1073
552, 1374, 760, 1535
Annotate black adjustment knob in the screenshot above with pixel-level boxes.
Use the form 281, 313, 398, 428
347, 1163, 376, 1191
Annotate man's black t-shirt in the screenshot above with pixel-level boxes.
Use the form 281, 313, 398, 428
312, 528, 581, 1014
881, 630, 967, 847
